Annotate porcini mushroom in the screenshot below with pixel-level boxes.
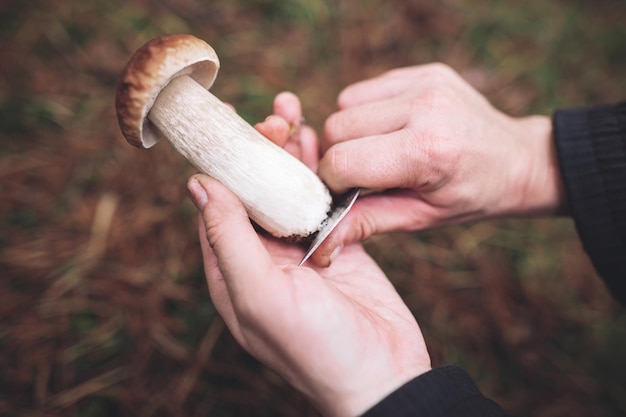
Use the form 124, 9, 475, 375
115, 34, 332, 240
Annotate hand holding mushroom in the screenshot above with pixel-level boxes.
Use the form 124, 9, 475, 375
116, 36, 431, 416
187, 91, 431, 417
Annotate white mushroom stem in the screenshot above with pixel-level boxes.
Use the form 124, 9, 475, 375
149, 75, 332, 239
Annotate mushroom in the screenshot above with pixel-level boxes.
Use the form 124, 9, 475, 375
115, 34, 332, 240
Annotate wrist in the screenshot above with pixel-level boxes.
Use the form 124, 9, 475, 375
315, 364, 431, 417
507, 115, 567, 217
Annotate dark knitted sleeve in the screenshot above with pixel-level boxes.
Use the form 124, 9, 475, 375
553, 102, 626, 305
361, 366, 509, 417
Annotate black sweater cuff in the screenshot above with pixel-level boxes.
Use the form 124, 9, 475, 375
553, 102, 626, 305
361, 366, 508, 417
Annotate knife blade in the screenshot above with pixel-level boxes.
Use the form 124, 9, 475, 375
298, 188, 360, 266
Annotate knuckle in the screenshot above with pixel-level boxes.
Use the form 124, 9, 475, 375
323, 112, 343, 145
321, 144, 346, 176
408, 84, 456, 116
337, 87, 354, 109
203, 212, 227, 251
420, 62, 456, 81
355, 210, 378, 242
383, 66, 413, 78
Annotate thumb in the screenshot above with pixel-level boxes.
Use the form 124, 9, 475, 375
187, 174, 276, 295
311, 191, 436, 267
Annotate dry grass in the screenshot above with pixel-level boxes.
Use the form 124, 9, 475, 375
1, 0, 626, 416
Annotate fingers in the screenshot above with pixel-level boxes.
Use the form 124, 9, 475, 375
336, 64, 461, 109
274, 91, 308, 161
254, 115, 292, 147
300, 125, 320, 171
310, 191, 436, 267
318, 129, 433, 194
253, 91, 305, 149
326, 64, 468, 150
196, 212, 243, 340
336, 69, 414, 109
273, 91, 302, 124
323, 98, 408, 150
188, 175, 282, 311
321, 64, 470, 193
254, 91, 320, 169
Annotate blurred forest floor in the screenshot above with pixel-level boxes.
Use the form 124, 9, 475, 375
1, 0, 626, 416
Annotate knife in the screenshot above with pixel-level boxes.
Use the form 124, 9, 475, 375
298, 188, 360, 266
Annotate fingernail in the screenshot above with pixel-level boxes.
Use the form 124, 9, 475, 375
187, 179, 208, 210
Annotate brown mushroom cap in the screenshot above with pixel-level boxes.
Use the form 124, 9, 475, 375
115, 34, 220, 148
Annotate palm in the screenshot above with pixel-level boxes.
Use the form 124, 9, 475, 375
251, 236, 429, 415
